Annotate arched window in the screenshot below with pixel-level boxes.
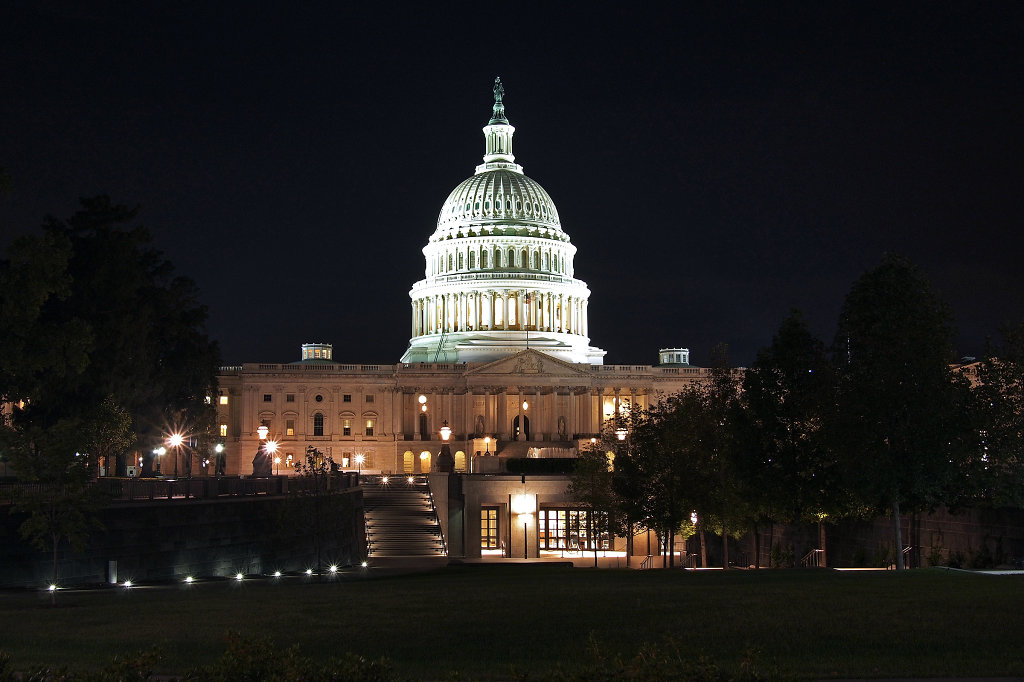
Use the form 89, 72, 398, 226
313, 413, 324, 436
458, 252, 464, 270
469, 251, 476, 269
481, 251, 488, 268
543, 252, 550, 270
521, 249, 528, 269
448, 254, 453, 271
508, 248, 515, 267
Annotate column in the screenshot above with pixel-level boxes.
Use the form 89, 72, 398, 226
502, 291, 509, 330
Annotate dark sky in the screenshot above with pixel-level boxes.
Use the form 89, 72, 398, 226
3, 3, 1023, 366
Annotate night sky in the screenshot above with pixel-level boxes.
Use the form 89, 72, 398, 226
3, 3, 1023, 367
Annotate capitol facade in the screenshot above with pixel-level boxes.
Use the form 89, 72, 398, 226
215, 80, 707, 557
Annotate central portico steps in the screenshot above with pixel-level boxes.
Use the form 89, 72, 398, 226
362, 475, 445, 557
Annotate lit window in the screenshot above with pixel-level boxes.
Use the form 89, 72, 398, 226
219, 424, 227, 437
286, 419, 295, 436
343, 419, 352, 437
219, 396, 229, 405
365, 419, 375, 437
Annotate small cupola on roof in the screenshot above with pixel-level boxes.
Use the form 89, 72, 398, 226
300, 342, 334, 362
402, 78, 606, 366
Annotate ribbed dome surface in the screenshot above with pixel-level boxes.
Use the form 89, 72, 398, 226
433, 169, 562, 241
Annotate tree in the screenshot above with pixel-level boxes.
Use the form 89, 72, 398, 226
568, 434, 625, 567
0, 197, 220, 582
612, 398, 694, 567
741, 311, 840, 566
0, 196, 220, 477
970, 323, 1024, 507
830, 254, 976, 569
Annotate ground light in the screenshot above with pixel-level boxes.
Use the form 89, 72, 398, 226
122, 580, 132, 588
235, 573, 243, 581
48, 584, 57, 592
273, 571, 281, 577
329, 565, 338, 573
305, 569, 313, 575
185, 576, 194, 583
361, 561, 368, 568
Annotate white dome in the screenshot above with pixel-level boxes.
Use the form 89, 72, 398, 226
434, 170, 564, 242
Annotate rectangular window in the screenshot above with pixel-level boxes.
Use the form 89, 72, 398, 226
219, 395, 229, 405
343, 419, 352, 437
481, 507, 499, 549
343, 394, 352, 402
365, 394, 374, 404
219, 424, 228, 437
286, 419, 295, 436
286, 394, 295, 403
342, 453, 351, 468
365, 419, 375, 437
263, 394, 272, 402
539, 509, 609, 551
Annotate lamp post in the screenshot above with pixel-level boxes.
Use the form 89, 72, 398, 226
511, 493, 536, 560
355, 453, 365, 476
153, 446, 166, 475
484, 436, 491, 455
436, 420, 455, 472
167, 433, 184, 478
274, 456, 281, 476
214, 443, 225, 477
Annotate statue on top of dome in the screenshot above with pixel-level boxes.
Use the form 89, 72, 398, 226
489, 77, 508, 125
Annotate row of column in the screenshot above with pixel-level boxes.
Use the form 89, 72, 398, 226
411, 290, 588, 337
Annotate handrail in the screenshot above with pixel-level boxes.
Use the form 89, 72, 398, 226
801, 548, 824, 568
640, 555, 653, 569
426, 486, 448, 556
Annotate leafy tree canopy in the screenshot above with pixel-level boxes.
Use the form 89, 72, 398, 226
0, 196, 220, 480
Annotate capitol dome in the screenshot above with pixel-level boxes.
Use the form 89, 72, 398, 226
401, 78, 605, 366
433, 170, 566, 242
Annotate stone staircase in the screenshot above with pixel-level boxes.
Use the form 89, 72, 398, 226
362, 475, 446, 557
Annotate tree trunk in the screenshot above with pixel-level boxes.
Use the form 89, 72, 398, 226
893, 499, 904, 570
699, 528, 707, 568
668, 528, 675, 568
753, 521, 761, 569
819, 521, 827, 568
722, 522, 730, 570
52, 533, 59, 586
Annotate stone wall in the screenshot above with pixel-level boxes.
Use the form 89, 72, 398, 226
1, 489, 364, 588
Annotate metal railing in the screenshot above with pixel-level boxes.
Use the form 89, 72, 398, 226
801, 548, 825, 568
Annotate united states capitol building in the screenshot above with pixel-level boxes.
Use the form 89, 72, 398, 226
215, 80, 707, 557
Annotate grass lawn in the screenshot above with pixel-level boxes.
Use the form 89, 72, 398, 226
1, 565, 1022, 679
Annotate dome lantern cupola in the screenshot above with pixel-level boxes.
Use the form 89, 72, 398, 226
480, 77, 519, 172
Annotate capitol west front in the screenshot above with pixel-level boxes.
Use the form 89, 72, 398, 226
216, 81, 706, 558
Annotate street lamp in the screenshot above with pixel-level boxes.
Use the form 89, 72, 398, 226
167, 433, 184, 478
436, 420, 455, 472
484, 436, 491, 456
355, 453, 365, 475
153, 446, 166, 475
274, 456, 281, 476
511, 493, 536, 560
214, 443, 225, 477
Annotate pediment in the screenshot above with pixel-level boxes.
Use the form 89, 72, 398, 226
465, 349, 593, 378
